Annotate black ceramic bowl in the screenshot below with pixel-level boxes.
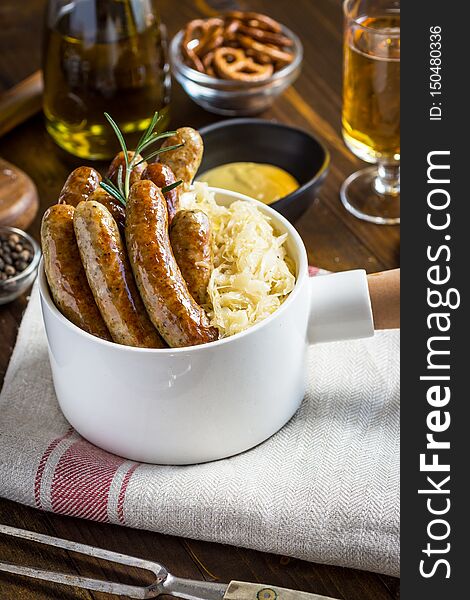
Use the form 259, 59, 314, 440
197, 119, 329, 222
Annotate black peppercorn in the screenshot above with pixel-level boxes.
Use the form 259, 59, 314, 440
0, 232, 34, 282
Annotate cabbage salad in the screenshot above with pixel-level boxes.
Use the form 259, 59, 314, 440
180, 182, 296, 337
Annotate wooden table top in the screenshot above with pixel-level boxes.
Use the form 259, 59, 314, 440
0, 0, 399, 598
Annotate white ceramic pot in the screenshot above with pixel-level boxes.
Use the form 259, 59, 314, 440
39, 188, 374, 465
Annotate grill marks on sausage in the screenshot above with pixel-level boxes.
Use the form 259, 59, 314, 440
73, 200, 165, 348
41, 204, 112, 340
126, 180, 218, 347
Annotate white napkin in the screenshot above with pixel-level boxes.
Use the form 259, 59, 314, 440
0, 283, 400, 576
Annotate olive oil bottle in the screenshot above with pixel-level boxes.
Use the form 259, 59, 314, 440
43, 0, 170, 159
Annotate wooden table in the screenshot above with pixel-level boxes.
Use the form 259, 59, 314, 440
0, 0, 400, 598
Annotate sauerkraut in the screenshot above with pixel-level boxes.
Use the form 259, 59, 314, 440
180, 182, 295, 338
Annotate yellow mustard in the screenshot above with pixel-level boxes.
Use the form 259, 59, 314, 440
198, 162, 299, 204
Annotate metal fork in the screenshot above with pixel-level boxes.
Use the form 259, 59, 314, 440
0, 523, 338, 600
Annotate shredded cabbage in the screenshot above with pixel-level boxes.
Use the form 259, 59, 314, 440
180, 182, 295, 338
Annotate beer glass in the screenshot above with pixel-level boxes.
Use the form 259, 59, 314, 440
341, 0, 400, 224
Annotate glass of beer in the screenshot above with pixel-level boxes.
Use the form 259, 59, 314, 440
341, 0, 400, 224
43, 0, 171, 160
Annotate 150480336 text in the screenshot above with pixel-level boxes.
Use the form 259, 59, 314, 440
429, 26, 443, 121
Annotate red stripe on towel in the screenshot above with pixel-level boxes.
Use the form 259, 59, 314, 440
49, 439, 125, 522
34, 426, 75, 510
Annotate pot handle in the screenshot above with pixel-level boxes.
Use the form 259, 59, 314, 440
307, 268, 400, 344
307, 269, 374, 344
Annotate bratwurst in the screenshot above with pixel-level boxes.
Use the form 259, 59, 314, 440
58, 167, 101, 207
158, 127, 203, 189
87, 187, 126, 233
126, 180, 218, 347
41, 204, 111, 340
141, 162, 181, 223
73, 200, 165, 348
170, 209, 213, 306
106, 151, 147, 188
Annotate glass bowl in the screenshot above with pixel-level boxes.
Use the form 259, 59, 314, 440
0, 227, 41, 305
170, 24, 303, 116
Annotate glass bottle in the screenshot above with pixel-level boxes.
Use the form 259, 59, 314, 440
43, 0, 171, 159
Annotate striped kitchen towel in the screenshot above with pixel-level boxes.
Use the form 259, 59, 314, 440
0, 279, 399, 576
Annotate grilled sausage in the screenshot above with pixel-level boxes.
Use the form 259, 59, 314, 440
159, 127, 203, 189
87, 187, 126, 233
41, 204, 111, 340
126, 180, 218, 347
73, 200, 165, 348
106, 151, 147, 188
170, 209, 213, 306
141, 163, 181, 223
58, 167, 101, 206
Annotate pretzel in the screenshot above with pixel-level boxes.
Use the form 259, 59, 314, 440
180, 12, 294, 80
183, 19, 208, 50
237, 34, 294, 64
213, 47, 274, 82
183, 18, 224, 61
202, 51, 216, 76
193, 18, 225, 57
182, 45, 205, 72
224, 11, 283, 33
238, 24, 294, 47
224, 18, 241, 39
182, 19, 208, 72
244, 47, 272, 65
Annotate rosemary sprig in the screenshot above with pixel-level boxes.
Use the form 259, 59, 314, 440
100, 179, 125, 206
161, 180, 183, 194
100, 177, 183, 207
100, 111, 184, 205
134, 143, 185, 167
